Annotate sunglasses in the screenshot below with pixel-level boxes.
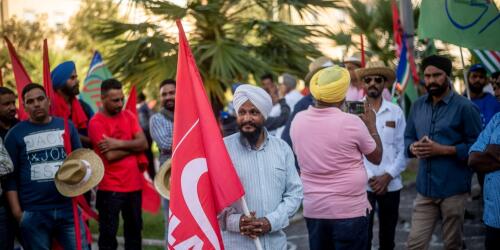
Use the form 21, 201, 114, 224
363, 76, 385, 84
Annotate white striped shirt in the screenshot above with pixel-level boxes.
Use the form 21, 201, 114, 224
219, 130, 303, 250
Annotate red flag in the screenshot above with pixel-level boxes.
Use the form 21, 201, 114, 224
124, 85, 161, 214
43, 39, 56, 115
167, 20, 244, 249
125, 85, 138, 116
4, 37, 31, 120
391, 0, 403, 55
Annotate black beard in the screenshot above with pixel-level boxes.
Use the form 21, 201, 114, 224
367, 87, 382, 98
61, 84, 79, 96
425, 82, 448, 97
239, 124, 262, 148
469, 83, 483, 94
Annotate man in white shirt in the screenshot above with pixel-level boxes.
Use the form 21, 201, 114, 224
357, 62, 408, 250
279, 73, 303, 112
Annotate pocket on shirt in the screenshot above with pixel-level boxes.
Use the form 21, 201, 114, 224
271, 166, 287, 190
382, 126, 396, 145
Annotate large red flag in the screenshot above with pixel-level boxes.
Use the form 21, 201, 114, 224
167, 20, 245, 249
43, 39, 56, 115
4, 37, 31, 120
124, 85, 161, 214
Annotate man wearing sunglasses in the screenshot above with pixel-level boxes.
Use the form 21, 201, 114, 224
356, 62, 408, 250
405, 55, 482, 250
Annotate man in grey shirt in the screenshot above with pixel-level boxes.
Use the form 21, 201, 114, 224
219, 84, 303, 250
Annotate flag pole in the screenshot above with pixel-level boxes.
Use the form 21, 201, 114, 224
240, 197, 263, 250
459, 46, 471, 100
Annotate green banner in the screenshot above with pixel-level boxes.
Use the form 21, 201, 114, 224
418, 0, 500, 50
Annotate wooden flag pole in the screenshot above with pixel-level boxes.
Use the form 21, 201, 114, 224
240, 197, 263, 250
459, 47, 471, 100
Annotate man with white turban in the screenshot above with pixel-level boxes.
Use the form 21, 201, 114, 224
219, 84, 303, 250
290, 65, 383, 250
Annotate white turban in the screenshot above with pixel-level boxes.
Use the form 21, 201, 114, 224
233, 84, 273, 119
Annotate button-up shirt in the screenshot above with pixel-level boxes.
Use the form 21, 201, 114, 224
219, 130, 303, 250
404, 90, 482, 198
149, 112, 173, 165
469, 113, 500, 228
364, 100, 408, 192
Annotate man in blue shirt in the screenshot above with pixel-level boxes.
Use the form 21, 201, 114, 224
469, 113, 500, 250
3, 84, 87, 249
405, 55, 482, 250
467, 64, 500, 128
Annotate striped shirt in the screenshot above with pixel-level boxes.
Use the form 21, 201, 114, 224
149, 112, 173, 165
469, 113, 500, 228
219, 130, 303, 250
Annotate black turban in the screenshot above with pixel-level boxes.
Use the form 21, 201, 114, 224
422, 55, 452, 76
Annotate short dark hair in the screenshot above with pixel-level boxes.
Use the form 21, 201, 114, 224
22, 83, 46, 101
492, 71, 500, 79
160, 79, 176, 90
138, 92, 146, 102
260, 73, 274, 82
0, 87, 15, 96
101, 78, 122, 95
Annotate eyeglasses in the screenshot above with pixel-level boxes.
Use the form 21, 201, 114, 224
363, 76, 385, 84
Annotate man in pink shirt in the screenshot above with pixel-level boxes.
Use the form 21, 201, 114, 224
291, 65, 383, 250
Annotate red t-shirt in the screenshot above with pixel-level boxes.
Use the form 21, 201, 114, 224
89, 110, 143, 192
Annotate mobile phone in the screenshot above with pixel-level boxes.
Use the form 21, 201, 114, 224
346, 101, 365, 115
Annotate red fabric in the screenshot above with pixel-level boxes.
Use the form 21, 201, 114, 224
391, 0, 403, 55
125, 85, 138, 116
4, 37, 31, 120
167, 20, 244, 249
88, 111, 143, 192
43, 39, 56, 115
142, 175, 161, 214
52, 94, 88, 129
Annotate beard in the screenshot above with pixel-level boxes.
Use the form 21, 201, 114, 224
367, 87, 382, 98
162, 100, 175, 111
61, 84, 79, 96
239, 122, 263, 148
469, 82, 484, 94
425, 82, 449, 97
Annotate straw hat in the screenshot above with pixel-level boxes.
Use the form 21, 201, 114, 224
343, 55, 362, 67
55, 149, 104, 197
154, 159, 172, 199
304, 56, 334, 85
355, 61, 396, 84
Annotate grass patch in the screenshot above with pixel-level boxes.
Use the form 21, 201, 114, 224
89, 211, 165, 240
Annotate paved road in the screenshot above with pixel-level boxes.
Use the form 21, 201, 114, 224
285, 180, 485, 250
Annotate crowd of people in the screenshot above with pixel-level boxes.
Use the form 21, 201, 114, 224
0, 52, 499, 250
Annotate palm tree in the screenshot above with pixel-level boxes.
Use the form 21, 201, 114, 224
93, 0, 341, 108
329, 0, 417, 66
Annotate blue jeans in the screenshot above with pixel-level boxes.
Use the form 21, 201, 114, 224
305, 216, 369, 250
0, 205, 15, 250
19, 207, 88, 250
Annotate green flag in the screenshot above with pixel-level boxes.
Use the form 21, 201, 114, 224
418, 0, 500, 50
81, 51, 113, 112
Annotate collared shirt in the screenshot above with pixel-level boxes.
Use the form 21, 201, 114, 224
219, 130, 303, 250
291, 106, 375, 219
404, 90, 482, 198
364, 99, 408, 192
149, 112, 173, 165
469, 113, 500, 228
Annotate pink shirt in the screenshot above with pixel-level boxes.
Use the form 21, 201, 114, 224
290, 106, 376, 219
345, 85, 365, 101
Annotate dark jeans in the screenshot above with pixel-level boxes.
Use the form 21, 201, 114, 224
486, 225, 500, 250
367, 190, 400, 250
96, 190, 142, 250
18, 207, 88, 250
0, 205, 14, 250
305, 216, 369, 250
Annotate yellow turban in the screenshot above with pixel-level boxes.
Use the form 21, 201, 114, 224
309, 65, 350, 103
